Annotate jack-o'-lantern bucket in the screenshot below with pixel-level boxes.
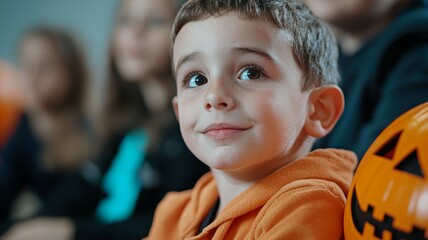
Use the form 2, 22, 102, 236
344, 102, 428, 240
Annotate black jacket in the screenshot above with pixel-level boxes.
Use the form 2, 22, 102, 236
315, 0, 428, 160
0, 115, 72, 221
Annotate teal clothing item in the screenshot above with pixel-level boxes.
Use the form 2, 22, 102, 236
96, 128, 148, 223
14, 122, 210, 240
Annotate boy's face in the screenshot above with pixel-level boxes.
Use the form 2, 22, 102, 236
173, 13, 311, 175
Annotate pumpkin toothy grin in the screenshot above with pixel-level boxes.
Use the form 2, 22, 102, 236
351, 188, 427, 239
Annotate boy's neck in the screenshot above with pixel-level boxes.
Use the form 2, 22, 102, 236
211, 158, 300, 213
211, 134, 313, 213
211, 169, 255, 214
212, 156, 294, 213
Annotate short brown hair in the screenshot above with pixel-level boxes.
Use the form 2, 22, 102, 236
172, 0, 339, 90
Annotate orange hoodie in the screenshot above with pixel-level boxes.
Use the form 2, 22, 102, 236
146, 149, 357, 240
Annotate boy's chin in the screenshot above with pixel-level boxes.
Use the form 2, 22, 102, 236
204, 160, 239, 171
202, 154, 263, 177
202, 155, 247, 172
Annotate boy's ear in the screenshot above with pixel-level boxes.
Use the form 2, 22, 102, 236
172, 96, 179, 121
304, 85, 344, 138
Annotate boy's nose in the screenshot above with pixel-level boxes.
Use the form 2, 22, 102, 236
204, 82, 235, 111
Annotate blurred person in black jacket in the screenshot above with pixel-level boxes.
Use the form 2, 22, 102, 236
305, 0, 428, 160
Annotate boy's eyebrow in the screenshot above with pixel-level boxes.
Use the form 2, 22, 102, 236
232, 47, 279, 65
175, 47, 278, 73
175, 52, 201, 73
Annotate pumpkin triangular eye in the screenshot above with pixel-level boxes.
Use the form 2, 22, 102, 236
394, 150, 424, 178
375, 131, 402, 159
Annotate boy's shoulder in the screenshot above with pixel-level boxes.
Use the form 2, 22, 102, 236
260, 148, 356, 206
157, 172, 215, 209
151, 173, 216, 220
246, 149, 356, 238
147, 172, 216, 238
248, 178, 348, 239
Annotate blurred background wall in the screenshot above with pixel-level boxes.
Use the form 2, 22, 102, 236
0, 0, 120, 110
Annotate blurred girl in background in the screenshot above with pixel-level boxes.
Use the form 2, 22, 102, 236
1, 0, 207, 239
0, 27, 93, 223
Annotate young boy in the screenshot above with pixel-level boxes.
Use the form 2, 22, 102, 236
147, 0, 357, 239
305, 0, 428, 159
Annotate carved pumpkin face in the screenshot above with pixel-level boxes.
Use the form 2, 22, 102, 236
344, 102, 428, 240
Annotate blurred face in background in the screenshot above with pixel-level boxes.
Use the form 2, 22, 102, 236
304, 0, 407, 31
113, 0, 176, 82
19, 35, 73, 111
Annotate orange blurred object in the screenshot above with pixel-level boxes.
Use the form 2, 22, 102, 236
0, 60, 23, 148
344, 102, 428, 240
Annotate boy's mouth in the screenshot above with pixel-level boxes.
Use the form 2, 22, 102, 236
201, 123, 250, 140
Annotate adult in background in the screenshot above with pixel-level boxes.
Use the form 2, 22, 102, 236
305, 0, 428, 159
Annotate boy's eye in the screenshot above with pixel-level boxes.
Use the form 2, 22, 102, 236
188, 74, 208, 88
239, 67, 262, 80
